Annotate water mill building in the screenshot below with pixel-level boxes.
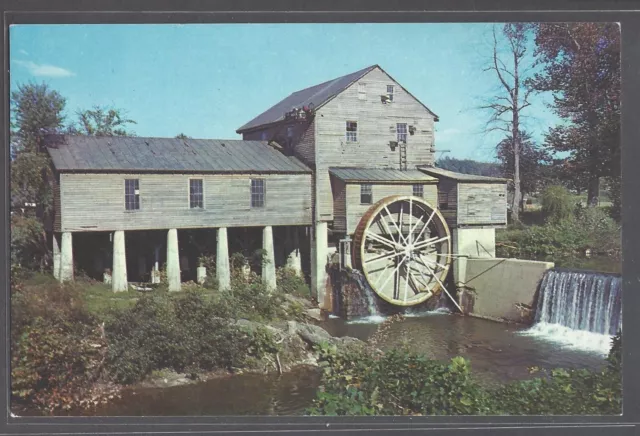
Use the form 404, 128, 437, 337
45, 64, 510, 311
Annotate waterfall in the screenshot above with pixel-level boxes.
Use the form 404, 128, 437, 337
522, 268, 622, 354
349, 269, 382, 318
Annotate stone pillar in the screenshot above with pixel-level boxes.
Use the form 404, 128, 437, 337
262, 225, 277, 291
52, 233, 61, 280
59, 232, 74, 282
343, 237, 353, 269
311, 222, 329, 308
286, 227, 302, 275
197, 266, 207, 285
112, 230, 128, 292
216, 227, 230, 290
166, 228, 181, 292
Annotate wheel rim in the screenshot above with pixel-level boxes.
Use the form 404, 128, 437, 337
352, 195, 452, 306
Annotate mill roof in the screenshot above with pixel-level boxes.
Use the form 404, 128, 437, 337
329, 167, 438, 183
45, 135, 311, 174
236, 64, 438, 133
417, 166, 508, 183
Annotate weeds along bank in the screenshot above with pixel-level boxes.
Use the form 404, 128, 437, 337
306, 320, 621, 416
496, 186, 621, 267
10, 265, 327, 415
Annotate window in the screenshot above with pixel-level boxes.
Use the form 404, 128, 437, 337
261, 132, 268, 141
413, 184, 424, 198
251, 179, 265, 208
397, 123, 408, 143
189, 178, 204, 209
358, 82, 367, 100
360, 184, 372, 204
387, 85, 394, 101
125, 179, 140, 210
287, 126, 294, 138
346, 121, 358, 142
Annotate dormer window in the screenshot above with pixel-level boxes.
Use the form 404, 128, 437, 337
387, 85, 394, 102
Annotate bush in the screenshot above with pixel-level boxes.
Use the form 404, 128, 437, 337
11, 215, 49, 271
276, 267, 310, 298
541, 185, 574, 224
104, 290, 282, 385
307, 333, 622, 416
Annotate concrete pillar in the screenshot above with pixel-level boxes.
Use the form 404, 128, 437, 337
197, 266, 207, 285
311, 222, 329, 308
343, 237, 353, 269
59, 232, 74, 282
262, 225, 277, 291
112, 230, 128, 292
52, 233, 61, 280
216, 227, 230, 290
166, 228, 181, 292
286, 227, 302, 275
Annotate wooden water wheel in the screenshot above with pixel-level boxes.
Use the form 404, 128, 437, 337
352, 195, 453, 307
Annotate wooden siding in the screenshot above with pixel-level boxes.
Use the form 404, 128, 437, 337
344, 183, 438, 235
242, 119, 315, 166
457, 183, 508, 226
59, 172, 312, 232
52, 174, 62, 232
331, 177, 347, 233
315, 67, 437, 221
437, 179, 458, 228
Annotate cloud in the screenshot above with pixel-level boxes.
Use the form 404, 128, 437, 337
19, 49, 28, 55
435, 128, 461, 143
13, 60, 75, 78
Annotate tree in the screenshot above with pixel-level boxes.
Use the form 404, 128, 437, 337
479, 24, 535, 222
435, 156, 502, 177
10, 82, 66, 216
532, 23, 620, 209
175, 133, 191, 139
69, 105, 136, 136
496, 130, 551, 202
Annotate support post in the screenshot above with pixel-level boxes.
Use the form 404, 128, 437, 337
262, 225, 277, 291
166, 228, 181, 292
286, 227, 303, 275
311, 222, 329, 308
112, 230, 128, 292
59, 232, 74, 282
52, 233, 61, 280
151, 245, 161, 284
216, 227, 230, 290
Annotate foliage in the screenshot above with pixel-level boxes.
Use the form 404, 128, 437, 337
11, 214, 49, 271
307, 333, 621, 416
435, 156, 502, 177
496, 131, 551, 198
104, 290, 280, 384
496, 206, 620, 259
540, 185, 574, 224
69, 105, 137, 136
175, 133, 191, 139
533, 23, 620, 207
276, 267, 310, 298
10, 82, 66, 218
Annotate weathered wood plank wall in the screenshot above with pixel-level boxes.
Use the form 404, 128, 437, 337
59, 172, 312, 232
457, 183, 507, 226
314, 67, 437, 221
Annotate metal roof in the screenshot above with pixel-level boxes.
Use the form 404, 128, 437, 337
237, 65, 439, 133
45, 135, 312, 174
417, 166, 508, 183
329, 167, 438, 183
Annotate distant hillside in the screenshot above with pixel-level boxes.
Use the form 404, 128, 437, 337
435, 156, 503, 178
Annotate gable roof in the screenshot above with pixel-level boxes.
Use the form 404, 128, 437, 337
329, 167, 437, 184
236, 65, 439, 133
45, 135, 311, 174
417, 166, 508, 183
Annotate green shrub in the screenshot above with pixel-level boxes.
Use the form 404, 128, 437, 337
307, 334, 622, 416
11, 317, 106, 414
541, 185, 574, 224
276, 267, 310, 298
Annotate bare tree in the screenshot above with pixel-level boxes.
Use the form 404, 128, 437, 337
479, 24, 534, 222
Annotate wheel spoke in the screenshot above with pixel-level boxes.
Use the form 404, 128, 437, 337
414, 235, 450, 251
379, 255, 407, 295
365, 229, 402, 250
408, 198, 413, 245
378, 212, 399, 245
364, 249, 404, 265
418, 254, 449, 270
414, 208, 437, 244
421, 261, 463, 313
384, 205, 407, 244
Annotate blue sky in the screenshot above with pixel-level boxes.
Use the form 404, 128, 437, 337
10, 23, 560, 162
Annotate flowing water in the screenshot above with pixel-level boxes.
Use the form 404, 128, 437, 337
48, 268, 618, 416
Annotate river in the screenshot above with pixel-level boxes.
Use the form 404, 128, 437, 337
76, 310, 609, 416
